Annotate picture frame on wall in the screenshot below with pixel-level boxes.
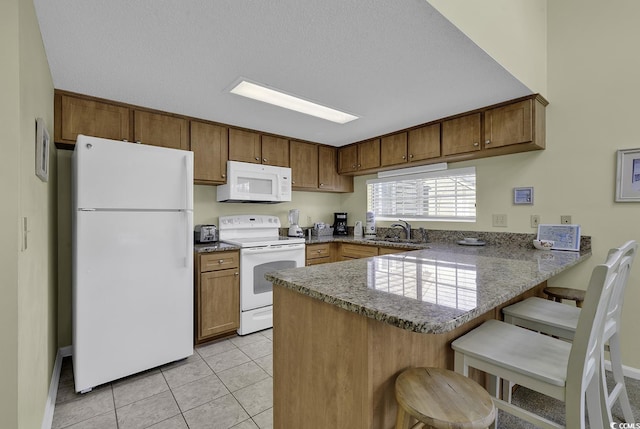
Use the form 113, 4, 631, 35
35, 117, 50, 182
615, 148, 640, 202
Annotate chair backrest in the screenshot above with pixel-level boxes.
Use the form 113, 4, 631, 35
566, 248, 627, 400
605, 240, 637, 328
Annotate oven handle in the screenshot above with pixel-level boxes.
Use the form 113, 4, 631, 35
243, 243, 306, 254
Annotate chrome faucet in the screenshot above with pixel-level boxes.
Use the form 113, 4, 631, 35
390, 219, 411, 240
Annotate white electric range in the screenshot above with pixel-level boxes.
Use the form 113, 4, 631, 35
219, 215, 305, 335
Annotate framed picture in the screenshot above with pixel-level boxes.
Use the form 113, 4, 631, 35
537, 224, 581, 251
513, 187, 534, 205
35, 118, 49, 182
615, 148, 640, 202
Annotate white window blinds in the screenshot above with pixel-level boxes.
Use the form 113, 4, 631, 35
366, 167, 476, 222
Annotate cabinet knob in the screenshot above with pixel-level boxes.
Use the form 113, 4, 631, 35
135, 140, 141, 144
292, 180, 296, 184
222, 174, 226, 178
218, 259, 224, 264
234, 272, 239, 276
357, 164, 361, 168
263, 158, 267, 163
409, 154, 414, 158
319, 183, 324, 187
352, 164, 357, 169
485, 140, 491, 145
402, 155, 406, 160
473, 142, 479, 147
255, 157, 260, 161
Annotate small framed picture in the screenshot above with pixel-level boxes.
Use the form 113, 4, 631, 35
615, 148, 640, 202
35, 118, 50, 182
513, 187, 534, 205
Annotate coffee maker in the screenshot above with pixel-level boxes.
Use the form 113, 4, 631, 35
288, 209, 303, 237
333, 212, 348, 236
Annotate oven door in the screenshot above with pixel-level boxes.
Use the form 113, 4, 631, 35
240, 243, 305, 311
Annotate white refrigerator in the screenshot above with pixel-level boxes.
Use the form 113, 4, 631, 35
72, 135, 194, 393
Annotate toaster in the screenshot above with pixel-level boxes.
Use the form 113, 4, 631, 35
194, 224, 218, 243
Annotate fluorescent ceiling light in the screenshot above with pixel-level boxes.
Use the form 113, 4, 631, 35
377, 162, 448, 178
230, 80, 358, 124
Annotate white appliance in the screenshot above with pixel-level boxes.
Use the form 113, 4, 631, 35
365, 210, 376, 239
219, 215, 305, 335
217, 161, 292, 203
72, 135, 193, 393
287, 208, 303, 237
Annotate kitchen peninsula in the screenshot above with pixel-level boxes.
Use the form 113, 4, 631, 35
266, 241, 591, 429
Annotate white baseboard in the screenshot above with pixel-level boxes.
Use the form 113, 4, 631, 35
604, 359, 640, 380
41, 346, 73, 429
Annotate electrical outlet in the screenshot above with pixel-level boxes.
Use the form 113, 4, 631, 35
531, 215, 540, 228
492, 214, 508, 227
561, 215, 572, 225
307, 215, 312, 224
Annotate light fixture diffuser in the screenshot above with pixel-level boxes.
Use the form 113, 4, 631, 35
230, 80, 358, 124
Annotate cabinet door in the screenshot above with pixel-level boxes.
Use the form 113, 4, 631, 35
338, 145, 358, 173
358, 139, 381, 170
408, 123, 441, 161
229, 128, 261, 163
58, 94, 130, 144
442, 113, 481, 156
199, 268, 240, 339
261, 135, 290, 167
380, 133, 408, 167
190, 121, 228, 185
319, 146, 353, 192
290, 140, 319, 189
340, 243, 378, 260
134, 110, 189, 150
484, 99, 532, 149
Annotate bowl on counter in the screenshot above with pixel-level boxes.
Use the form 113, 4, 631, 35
533, 239, 554, 250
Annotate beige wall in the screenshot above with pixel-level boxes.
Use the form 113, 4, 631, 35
428, 0, 547, 95
1, 1, 22, 426
1, 0, 57, 427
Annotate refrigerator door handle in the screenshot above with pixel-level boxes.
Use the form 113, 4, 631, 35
184, 210, 191, 268
184, 155, 193, 210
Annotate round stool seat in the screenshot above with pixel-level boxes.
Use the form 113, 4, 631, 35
544, 286, 586, 307
395, 367, 496, 429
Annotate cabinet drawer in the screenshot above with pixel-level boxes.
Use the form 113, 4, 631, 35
200, 251, 239, 272
306, 243, 331, 260
307, 256, 331, 266
340, 244, 378, 259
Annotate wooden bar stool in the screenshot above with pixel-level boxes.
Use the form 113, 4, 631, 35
395, 367, 496, 429
543, 286, 586, 307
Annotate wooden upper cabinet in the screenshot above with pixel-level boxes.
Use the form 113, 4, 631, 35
408, 123, 441, 161
484, 99, 532, 149
380, 133, 408, 167
442, 113, 481, 156
133, 110, 188, 150
228, 128, 261, 163
290, 140, 319, 189
319, 146, 353, 192
190, 121, 228, 185
359, 139, 381, 170
338, 139, 381, 173
261, 135, 290, 167
55, 93, 130, 146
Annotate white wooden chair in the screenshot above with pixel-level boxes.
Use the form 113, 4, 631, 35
451, 247, 627, 429
502, 240, 637, 424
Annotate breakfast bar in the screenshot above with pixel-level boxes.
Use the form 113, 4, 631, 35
266, 242, 591, 429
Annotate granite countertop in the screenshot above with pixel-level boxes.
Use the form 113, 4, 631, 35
194, 242, 240, 253
266, 241, 592, 334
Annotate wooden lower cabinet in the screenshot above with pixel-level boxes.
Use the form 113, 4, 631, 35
195, 251, 240, 343
378, 247, 405, 255
306, 243, 333, 266
339, 243, 379, 260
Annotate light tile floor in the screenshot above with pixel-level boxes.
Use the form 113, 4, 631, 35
52, 329, 274, 429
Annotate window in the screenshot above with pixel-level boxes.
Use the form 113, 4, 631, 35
366, 166, 476, 222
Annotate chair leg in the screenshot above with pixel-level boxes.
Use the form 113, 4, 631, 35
608, 333, 635, 423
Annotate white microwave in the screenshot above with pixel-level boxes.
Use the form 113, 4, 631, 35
216, 161, 292, 203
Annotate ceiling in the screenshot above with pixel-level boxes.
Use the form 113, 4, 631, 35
34, 0, 531, 147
